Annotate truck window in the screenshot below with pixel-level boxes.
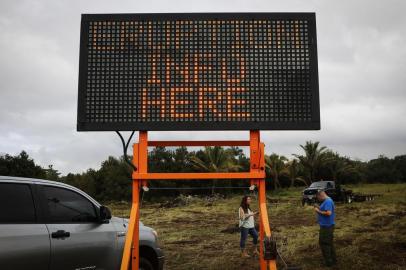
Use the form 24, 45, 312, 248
0, 183, 36, 223
42, 185, 97, 223
327, 182, 333, 188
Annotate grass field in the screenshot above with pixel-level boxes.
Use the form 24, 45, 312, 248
109, 184, 406, 270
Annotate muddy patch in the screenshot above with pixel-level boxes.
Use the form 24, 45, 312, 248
358, 239, 405, 265
335, 237, 353, 246
271, 215, 314, 228
221, 224, 240, 234
167, 239, 200, 245
370, 214, 404, 227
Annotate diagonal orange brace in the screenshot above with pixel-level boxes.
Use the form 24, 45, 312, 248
258, 142, 277, 270
121, 141, 141, 270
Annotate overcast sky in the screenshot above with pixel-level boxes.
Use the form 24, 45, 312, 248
1, 0, 405, 175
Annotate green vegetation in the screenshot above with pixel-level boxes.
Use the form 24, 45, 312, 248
1, 142, 406, 202
1, 145, 406, 269
109, 184, 406, 270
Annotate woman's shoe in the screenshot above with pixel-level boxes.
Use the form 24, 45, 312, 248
252, 247, 260, 257
241, 250, 250, 258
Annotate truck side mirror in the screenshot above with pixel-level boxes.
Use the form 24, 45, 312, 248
99, 205, 112, 222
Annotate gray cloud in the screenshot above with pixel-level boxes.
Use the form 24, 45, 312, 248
1, 0, 405, 174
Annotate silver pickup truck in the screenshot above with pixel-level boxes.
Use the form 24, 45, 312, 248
0, 176, 164, 270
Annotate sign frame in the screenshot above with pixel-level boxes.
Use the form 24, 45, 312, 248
78, 13, 320, 131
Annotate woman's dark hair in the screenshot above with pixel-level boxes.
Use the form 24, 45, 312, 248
240, 195, 251, 214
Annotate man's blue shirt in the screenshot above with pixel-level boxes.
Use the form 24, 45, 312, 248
318, 197, 335, 227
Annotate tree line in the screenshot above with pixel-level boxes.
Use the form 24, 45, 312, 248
1, 141, 405, 202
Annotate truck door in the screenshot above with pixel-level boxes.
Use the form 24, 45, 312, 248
39, 184, 118, 270
0, 182, 50, 270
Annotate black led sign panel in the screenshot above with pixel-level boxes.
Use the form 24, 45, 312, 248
78, 13, 319, 131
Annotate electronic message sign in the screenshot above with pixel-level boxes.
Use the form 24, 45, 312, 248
77, 13, 319, 131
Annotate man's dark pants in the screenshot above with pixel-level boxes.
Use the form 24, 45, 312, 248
319, 225, 337, 267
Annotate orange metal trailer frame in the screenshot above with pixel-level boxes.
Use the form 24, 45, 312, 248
120, 130, 277, 270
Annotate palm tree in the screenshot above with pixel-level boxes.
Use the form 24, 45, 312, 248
325, 151, 356, 183
283, 159, 307, 188
265, 154, 287, 189
189, 147, 241, 194
293, 141, 329, 184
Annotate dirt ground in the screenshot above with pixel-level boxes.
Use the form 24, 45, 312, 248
110, 184, 406, 270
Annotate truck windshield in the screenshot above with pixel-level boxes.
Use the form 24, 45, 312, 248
309, 182, 327, 188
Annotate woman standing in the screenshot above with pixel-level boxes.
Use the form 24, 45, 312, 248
238, 195, 259, 257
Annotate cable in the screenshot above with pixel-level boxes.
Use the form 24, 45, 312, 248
277, 248, 288, 269
116, 131, 137, 171
146, 186, 255, 190
140, 188, 146, 208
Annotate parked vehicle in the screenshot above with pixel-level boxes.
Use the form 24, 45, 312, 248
0, 176, 164, 270
301, 180, 353, 205
301, 180, 380, 205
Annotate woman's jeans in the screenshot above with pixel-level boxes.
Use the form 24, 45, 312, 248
240, 227, 258, 250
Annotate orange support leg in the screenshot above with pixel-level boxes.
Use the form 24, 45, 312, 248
131, 180, 141, 270
132, 131, 148, 270
121, 131, 148, 270
259, 185, 266, 270
258, 141, 277, 270
121, 142, 140, 270
250, 130, 260, 188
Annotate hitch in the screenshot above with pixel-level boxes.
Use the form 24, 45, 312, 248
263, 236, 277, 260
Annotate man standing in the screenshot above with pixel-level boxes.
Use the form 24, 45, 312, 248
314, 190, 337, 267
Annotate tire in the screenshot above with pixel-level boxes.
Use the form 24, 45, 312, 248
140, 257, 155, 270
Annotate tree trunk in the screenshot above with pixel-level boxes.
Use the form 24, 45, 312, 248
311, 168, 315, 183
290, 176, 295, 188
274, 175, 279, 190
211, 179, 216, 195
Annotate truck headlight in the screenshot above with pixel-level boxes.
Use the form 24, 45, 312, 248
151, 229, 160, 245
152, 229, 158, 239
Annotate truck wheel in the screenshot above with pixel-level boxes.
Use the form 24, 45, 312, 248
140, 257, 154, 270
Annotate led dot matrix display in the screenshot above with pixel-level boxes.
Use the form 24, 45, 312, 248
78, 13, 320, 131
